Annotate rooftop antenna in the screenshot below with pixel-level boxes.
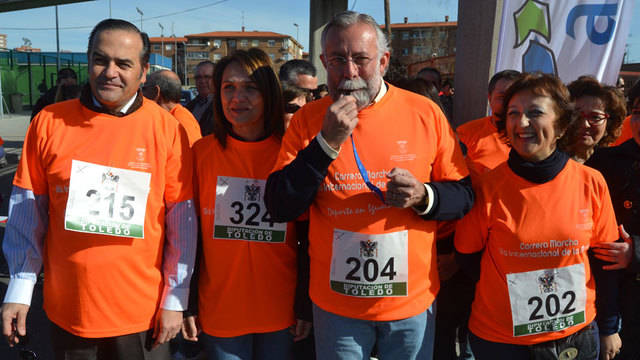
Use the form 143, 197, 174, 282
242, 11, 245, 31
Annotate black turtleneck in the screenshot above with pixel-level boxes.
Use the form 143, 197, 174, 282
507, 148, 569, 183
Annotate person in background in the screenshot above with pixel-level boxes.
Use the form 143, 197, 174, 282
31, 67, 78, 120
282, 84, 310, 129
314, 84, 329, 99
417, 67, 442, 92
186, 60, 215, 136
143, 69, 202, 147
279, 59, 318, 97
1, 19, 196, 359
455, 73, 622, 360
182, 48, 311, 359
560, 76, 626, 163
440, 79, 454, 122
456, 70, 520, 180
587, 79, 640, 359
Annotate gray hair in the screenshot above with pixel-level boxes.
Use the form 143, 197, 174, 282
321, 11, 390, 62
147, 70, 182, 103
279, 59, 316, 87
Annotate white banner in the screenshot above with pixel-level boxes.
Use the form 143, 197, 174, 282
495, 0, 633, 85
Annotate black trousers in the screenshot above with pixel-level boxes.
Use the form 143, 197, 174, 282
50, 322, 170, 360
619, 275, 640, 360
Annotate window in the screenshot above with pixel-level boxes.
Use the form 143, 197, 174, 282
251, 39, 259, 47
187, 51, 209, 59
213, 53, 221, 61
190, 39, 206, 45
269, 53, 275, 61
229, 40, 236, 47
240, 39, 248, 47
153, 44, 160, 51
401, 31, 409, 40
268, 39, 276, 47
412, 31, 421, 39
283, 53, 293, 61
213, 39, 221, 48
401, 48, 409, 56
282, 39, 290, 49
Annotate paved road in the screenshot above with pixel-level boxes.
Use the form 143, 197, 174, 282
0, 112, 54, 360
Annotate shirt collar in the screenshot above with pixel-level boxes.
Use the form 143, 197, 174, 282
372, 80, 387, 105
92, 93, 138, 114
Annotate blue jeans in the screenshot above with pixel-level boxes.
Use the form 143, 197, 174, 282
469, 321, 600, 360
312, 302, 436, 360
201, 328, 293, 360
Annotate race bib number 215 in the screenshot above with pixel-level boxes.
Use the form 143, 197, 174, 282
65, 160, 151, 238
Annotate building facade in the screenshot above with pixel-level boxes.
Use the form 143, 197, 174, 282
150, 30, 303, 87
385, 18, 457, 81
149, 37, 188, 85
0, 34, 6, 50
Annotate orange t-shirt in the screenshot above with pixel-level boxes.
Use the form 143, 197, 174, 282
456, 115, 510, 181
15, 97, 193, 338
193, 134, 297, 337
274, 84, 468, 321
170, 103, 202, 147
454, 160, 617, 345
611, 116, 632, 147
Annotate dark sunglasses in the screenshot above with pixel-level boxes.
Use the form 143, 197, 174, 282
284, 103, 302, 114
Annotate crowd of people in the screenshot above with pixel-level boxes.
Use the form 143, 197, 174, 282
0, 9, 638, 360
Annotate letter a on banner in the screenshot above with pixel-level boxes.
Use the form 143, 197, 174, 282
494, 0, 633, 85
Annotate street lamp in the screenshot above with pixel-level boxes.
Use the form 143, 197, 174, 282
293, 23, 299, 43
136, 7, 144, 30
158, 23, 164, 65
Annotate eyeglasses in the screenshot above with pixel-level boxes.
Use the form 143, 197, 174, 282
326, 55, 374, 69
284, 103, 302, 114
579, 111, 609, 125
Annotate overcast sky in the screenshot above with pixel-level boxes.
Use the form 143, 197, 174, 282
0, 0, 637, 63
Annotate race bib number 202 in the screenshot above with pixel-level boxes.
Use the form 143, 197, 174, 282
214, 176, 286, 243
65, 160, 151, 238
507, 264, 587, 337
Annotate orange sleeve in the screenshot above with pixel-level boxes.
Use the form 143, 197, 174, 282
454, 180, 489, 253
431, 103, 469, 182
164, 118, 194, 203
13, 117, 48, 195
273, 109, 308, 172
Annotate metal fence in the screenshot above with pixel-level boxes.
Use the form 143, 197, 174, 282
0, 50, 88, 112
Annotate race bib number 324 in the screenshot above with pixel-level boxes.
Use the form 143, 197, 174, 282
507, 264, 587, 337
330, 229, 408, 297
214, 176, 286, 243
65, 160, 151, 238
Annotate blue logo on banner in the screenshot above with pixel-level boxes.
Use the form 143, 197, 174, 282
566, 3, 618, 45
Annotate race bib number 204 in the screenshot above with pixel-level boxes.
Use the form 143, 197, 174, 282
65, 160, 151, 238
330, 229, 409, 298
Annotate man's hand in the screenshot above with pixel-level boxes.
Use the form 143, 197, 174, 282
320, 95, 359, 150
290, 319, 312, 342
385, 168, 426, 208
181, 315, 201, 342
1, 303, 29, 347
600, 333, 621, 360
152, 309, 182, 349
592, 225, 633, 270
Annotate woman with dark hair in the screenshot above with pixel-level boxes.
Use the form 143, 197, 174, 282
455, 73, 622, 360
587, 79, 640, 359
561, 77, 626, 163
395, 77, 444, 111
183, 48, 309, 359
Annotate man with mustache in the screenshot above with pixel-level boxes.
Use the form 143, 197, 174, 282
1, 19, 196, 360
265, 11, 473, 359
